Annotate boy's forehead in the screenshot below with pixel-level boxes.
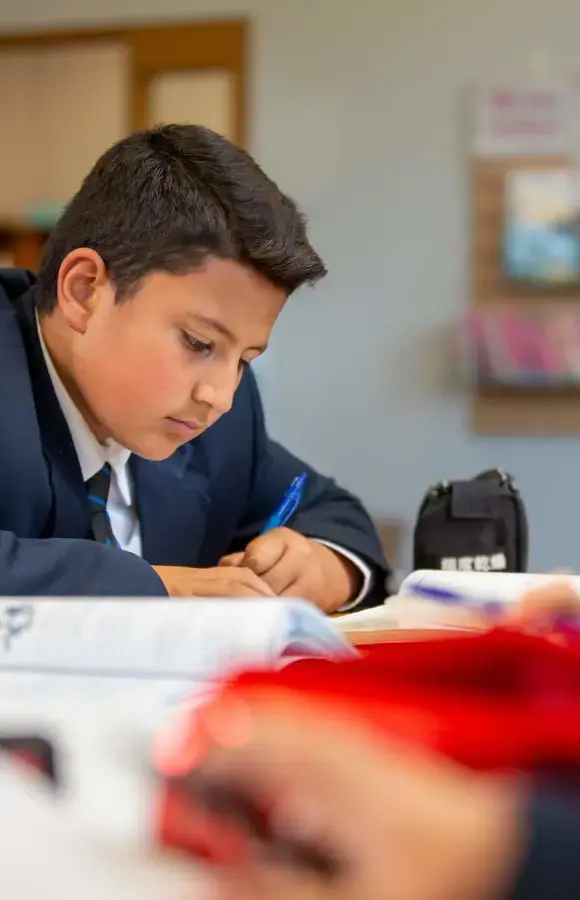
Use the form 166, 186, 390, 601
140, 262, 286, 329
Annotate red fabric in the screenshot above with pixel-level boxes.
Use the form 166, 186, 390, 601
156, 628, 580, 861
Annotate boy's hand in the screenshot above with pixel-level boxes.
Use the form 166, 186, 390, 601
152, 565, 275, 598
219, 528, 361, 613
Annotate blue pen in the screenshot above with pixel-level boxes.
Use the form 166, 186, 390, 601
262, 472, 307, 534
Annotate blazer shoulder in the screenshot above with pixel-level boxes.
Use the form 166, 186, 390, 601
198, 366, 262, 456
236, 366, 260, 406
214, 366, 261, 429
0, 276, 36, 391
0, 279, 48, 527
0, 284, 31, 349
234, 367, 266, 429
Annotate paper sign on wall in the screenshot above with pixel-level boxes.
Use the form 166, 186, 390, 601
473, 86, 575, 157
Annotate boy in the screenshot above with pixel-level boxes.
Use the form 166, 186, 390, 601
0, 124, 388, 611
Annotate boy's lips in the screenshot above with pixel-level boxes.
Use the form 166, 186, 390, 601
165, 417, 205, 437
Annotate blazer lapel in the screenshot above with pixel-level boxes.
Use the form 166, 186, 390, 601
131, 444, 211, 566
14, 290, 90, 539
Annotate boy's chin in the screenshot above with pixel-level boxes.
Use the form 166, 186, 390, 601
117, 431, 189, 461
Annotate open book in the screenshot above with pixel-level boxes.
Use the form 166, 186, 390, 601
0, 597, 353, 711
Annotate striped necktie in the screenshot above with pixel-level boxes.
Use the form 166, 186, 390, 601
85, 463, 119, 548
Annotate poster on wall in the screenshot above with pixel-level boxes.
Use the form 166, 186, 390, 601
502, 167, 580, 285
472, 86, 576, 157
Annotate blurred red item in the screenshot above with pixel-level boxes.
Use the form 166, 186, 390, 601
158, 779, 254, 866
156, 628, 580, 860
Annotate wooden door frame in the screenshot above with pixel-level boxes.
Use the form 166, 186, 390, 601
0, 19, 248, 145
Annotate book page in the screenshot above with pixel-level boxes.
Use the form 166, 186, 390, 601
0, 597, 349, 680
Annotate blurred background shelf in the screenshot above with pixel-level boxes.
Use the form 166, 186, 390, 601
0, 222, 50, 271
472, 384, 580, 434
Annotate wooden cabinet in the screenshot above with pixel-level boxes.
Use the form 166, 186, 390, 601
0, 223, 49, 272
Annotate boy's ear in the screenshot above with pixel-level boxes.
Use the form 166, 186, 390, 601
56, 249, 110, 333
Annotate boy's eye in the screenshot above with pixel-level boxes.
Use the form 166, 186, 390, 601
184, 333, 212, 355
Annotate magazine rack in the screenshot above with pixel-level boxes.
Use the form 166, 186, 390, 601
471, 153, 580, 434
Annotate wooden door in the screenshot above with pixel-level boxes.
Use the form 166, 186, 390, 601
0, 20, 247, 268
130, 22, 246, 144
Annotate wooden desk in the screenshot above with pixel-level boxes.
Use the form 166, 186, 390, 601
345, 628, 475, 646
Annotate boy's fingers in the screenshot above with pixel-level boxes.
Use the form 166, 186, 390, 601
219, 553, 245, 567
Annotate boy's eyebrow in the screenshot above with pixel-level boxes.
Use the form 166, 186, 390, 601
186, 313, 268, 353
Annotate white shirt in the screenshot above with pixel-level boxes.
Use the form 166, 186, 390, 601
37, 321, 371, 609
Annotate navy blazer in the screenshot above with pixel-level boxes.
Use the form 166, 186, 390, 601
0, 269, 389, 601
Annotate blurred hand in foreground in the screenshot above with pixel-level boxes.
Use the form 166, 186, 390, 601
506, 581, 580, 635
201, 700, 524, 900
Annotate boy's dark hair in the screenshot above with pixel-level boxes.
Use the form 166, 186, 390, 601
35, 124, 327, 313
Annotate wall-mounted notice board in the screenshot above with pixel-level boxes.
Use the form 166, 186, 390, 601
470, 86, 580, 435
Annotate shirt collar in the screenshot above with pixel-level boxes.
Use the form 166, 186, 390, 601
36, 315, 132, 499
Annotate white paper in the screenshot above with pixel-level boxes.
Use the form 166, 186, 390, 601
338, 605, 400, 632
0, 761, 213, 900
472, 84, 576, 157
338, 597, 480, 632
